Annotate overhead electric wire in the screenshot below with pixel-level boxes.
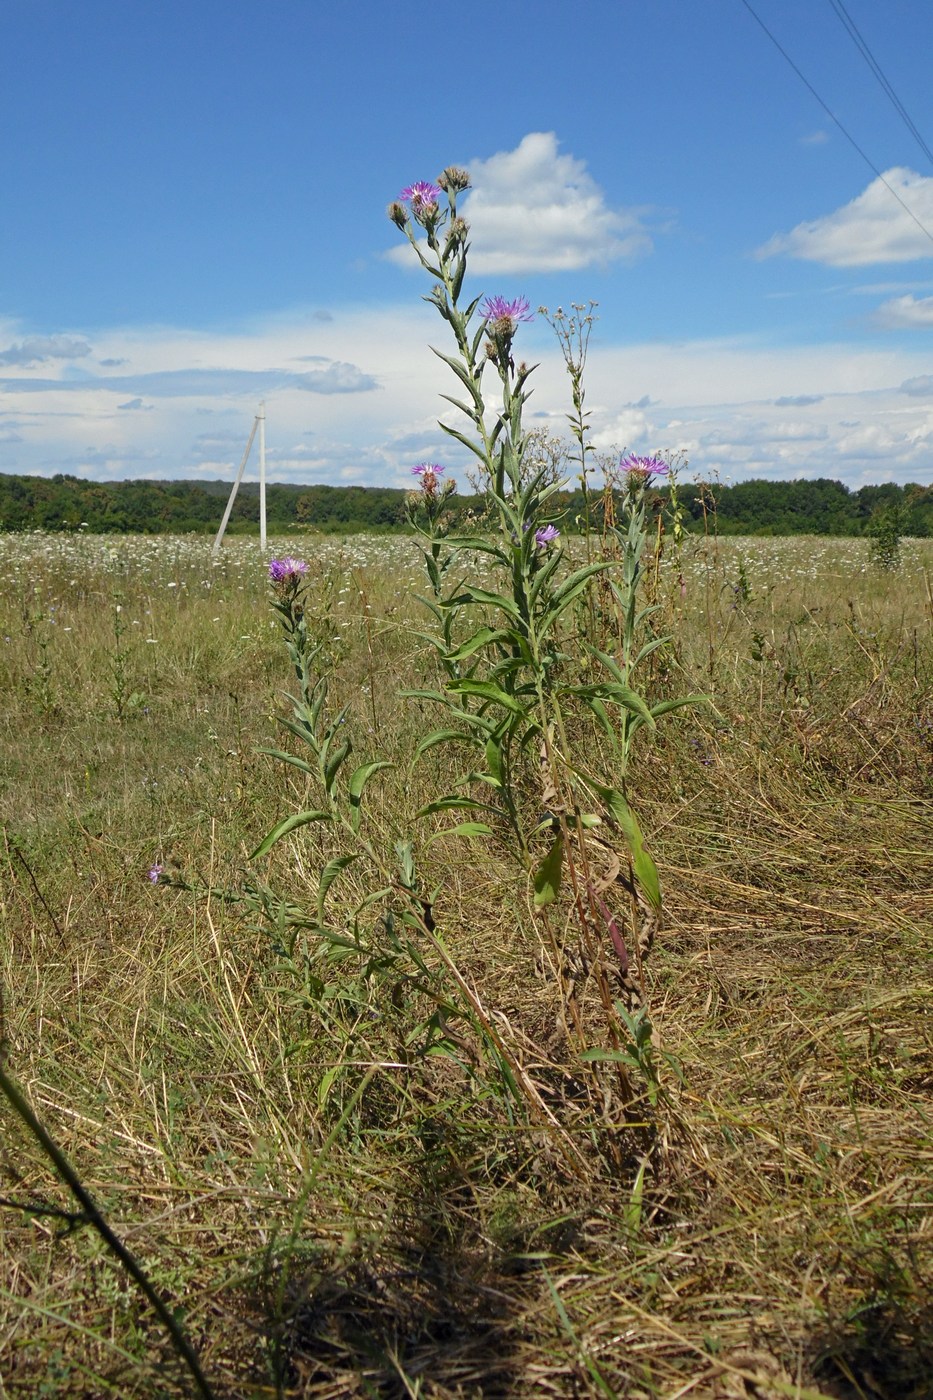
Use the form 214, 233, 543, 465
738, 0, 933, 253
826, 0, 933, 169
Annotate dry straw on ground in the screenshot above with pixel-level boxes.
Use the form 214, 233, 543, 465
1, 531, 930, 1398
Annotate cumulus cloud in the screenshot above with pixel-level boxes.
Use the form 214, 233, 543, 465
900, 375, 933, 396
873, 294, 933, 329
0, 335, 92, 367
757, 167, 933, 267
296, 361, 378, 393
388, 132, 653, 276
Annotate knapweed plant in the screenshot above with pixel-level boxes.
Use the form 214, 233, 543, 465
391, 170, 700, 1118
249, 556, 552, 1129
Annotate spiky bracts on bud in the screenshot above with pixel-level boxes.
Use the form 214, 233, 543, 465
387, 201, 408, 229
437, 166, 471, 194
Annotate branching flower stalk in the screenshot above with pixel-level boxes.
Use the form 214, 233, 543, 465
539, 303, 598, 552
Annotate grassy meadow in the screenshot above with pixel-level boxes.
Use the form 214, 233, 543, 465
1, 527, 931, 1399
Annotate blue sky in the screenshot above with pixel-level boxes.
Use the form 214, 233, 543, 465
2, 0, 933, 491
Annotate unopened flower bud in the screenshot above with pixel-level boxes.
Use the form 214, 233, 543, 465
445, 216, 470, 246
437, 166, 471, 193
387, 201, 408, 229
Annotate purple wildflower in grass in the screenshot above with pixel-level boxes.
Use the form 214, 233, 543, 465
481, 295, 534, 325
268, 557, 309, 584
619, 454, 668, 478
400, 181, 442, 212
534, 524, 560, 547
147, 863, 164, 884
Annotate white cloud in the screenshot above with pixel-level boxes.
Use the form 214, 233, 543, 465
2, 308, 932, 488
757, 167, 933, 267
0, 335, 92, 367
900, 375, 933, 396
295, 361, 378, 393
873, 294, 933, 329
388, 132, 653, 276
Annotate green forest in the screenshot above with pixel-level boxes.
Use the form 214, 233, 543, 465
0, 471, 930, 538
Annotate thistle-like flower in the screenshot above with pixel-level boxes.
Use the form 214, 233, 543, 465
269, 557, 309, 583
534, 524, 560, 547
411, 462, 444, 496
481, 295, 533, 326
399, 181, 442, 223
147, 862, 164, 884
619, 454, 668, 479
481, 295, 534, 352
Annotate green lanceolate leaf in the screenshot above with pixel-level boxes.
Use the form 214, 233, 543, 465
415, 795, 501, 818
546, 560, 615, 615
323, 739, 351, 796
414, 728, 483, 759
649, 694, 706, 719
444, 627, 517, 663
317, 853, 359, 922
256, 747, 317, 778
250, 809, 331, 861
579, 1047, 640, 1070
425, 821, 495, 845
443, 587, 523, 622
401, 688, 499, 733
348, 760, 393, 833
562, 682, 655, 727
485, 735, 504, 786
439, 420, 492, 464
446, 679, 528, 715
573, 776, 662, 911
445, 536, 511, 566
600, 786, 661, 910
533, 835, 564, 908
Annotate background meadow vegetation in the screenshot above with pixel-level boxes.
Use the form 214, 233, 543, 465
0, 525, 930, 1398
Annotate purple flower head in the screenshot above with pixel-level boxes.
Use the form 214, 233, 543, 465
481, 295, 534, 326
399, 181, 442, 216
268, 557, 309, 584
147, 863, 164, 884
534, 524, 560, 547
411, 462, 444, 496
619, 454, 668, 479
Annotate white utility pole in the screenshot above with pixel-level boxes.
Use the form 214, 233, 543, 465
211, 404, 268, 556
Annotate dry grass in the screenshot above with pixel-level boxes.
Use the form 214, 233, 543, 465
0, 530, 931, 1399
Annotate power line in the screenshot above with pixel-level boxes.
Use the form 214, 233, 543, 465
827, 0, 933, 169
738, 0, 933, 252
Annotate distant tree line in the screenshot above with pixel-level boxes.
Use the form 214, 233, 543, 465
0, 472, 930, 539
